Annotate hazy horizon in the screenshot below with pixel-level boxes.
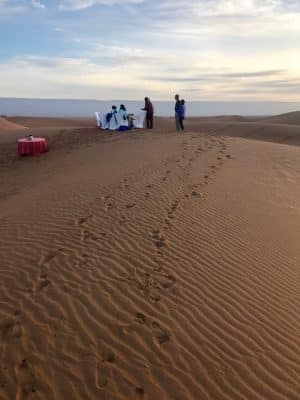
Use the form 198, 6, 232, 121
1, 97, 300, 117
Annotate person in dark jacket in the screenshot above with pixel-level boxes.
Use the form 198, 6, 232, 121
142, 97, 154, 129
174, 94, 181, 131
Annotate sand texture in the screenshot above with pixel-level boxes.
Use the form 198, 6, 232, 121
0, 115, 300, 399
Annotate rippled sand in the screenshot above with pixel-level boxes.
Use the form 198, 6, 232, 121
0, 116, 300, 399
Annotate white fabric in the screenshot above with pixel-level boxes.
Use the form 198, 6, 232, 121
95, 112, 109, 129
95, 111, 101, 127
133, 111, 146, 128
115, 111, 129, 128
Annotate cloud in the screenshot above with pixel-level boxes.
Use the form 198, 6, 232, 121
32, 0, 46, 9
0, 0, 26, 15
144, 70, 284, 82
54, 0, 300, 13
58, 0, 143, 11
92, 44, 169, 66
1, 1, 300, 101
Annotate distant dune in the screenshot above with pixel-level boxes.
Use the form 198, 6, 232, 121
1, 97, 300, 117
192, 115, 249, 123
260, 111, 300, 125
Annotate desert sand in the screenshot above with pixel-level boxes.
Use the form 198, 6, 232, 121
0, 115, 300, 399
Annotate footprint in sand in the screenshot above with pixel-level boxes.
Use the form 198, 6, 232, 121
167, 212, 174, 220
81, 230, 98, 241
38, 249, 62, 267
171, 200, 179, 211
104, 201, 114, 212
144, 192, 150, 199
15, 359, 36, 399
226, 154, 232, 159
135, 313, 146, 325
164, 218, 172, 229
121, 178, 129, 189
135, 387, 145, 398
161, 274, 176, 289
148, 290, 161, 303
121, 323, 135, 335
0, 318, 22, 340
152, 231, 166, 249
151, 229, 160, 239
191, 190, 202, 198
126, 202, 136, 209
146, 184, 153, 189
100, 347, 116, 363
75, 215, 92, 226
33, 277, 51, 293
95, 362, 110, 388
119, 216, 128, 224
151, 322, 170, 348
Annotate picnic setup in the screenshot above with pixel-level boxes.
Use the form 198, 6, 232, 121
16, 105, 146, 157
95, 106, 146, 130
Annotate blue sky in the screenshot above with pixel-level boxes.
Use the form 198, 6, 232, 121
0, 0, 300, 100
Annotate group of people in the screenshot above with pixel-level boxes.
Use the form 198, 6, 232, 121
143, 94, 186, 132
105, 98, 154, 131
105, 94, 186, 132
106, 104, 134, 130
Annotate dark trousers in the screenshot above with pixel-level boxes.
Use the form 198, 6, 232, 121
146, 112, 153, 129
179, 117, 184, 131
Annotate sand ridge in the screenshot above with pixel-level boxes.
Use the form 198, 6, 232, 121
260, 111, 300, 125
0, 117, 27, 131
0, 117, 300, 399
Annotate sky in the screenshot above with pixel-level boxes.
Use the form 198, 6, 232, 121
0, 0, 300, 101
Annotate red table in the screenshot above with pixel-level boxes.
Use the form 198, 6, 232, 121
18, 137, 48, 156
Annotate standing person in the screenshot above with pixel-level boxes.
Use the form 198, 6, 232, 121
142, 97, 154, 129
178, 99, 186, 131
174, 94, 181, 131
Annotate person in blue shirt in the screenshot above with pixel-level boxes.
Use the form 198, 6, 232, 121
178, 99, 186, 131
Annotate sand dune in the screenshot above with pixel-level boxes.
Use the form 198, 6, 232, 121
0, 117, 300, 399
260, 111, 300, 125
0, 117, 27, 131
187, 118, 300, 146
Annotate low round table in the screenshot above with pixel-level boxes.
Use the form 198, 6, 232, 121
18, 137, 48, 156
